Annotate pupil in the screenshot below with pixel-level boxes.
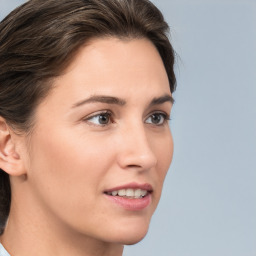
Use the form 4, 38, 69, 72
99, 114, 109, 124
152, 114, 161, 124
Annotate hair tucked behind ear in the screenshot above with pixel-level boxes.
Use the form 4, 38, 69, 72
0, 171, 11, 235
0, 0, 176, 234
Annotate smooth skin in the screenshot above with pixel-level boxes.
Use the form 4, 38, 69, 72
0, 37, 174, 256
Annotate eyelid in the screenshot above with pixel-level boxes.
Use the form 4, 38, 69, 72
80, 109, 171, 127
146, 111, 170, 120
145, 111, 171, 125
83, 110, 111, 119
82, 110, 113, 126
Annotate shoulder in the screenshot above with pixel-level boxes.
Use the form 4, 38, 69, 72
0, 243, 11, 256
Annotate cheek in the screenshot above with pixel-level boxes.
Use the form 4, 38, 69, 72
27, 128, 114, 211
25, 128, 121, 237
153, 131, 173, 187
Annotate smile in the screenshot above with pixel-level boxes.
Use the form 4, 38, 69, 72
104, 183, 153, 210
105, 188, 149, 199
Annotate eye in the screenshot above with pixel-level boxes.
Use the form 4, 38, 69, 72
84, 111, 113, 126
145, 112, 169, 125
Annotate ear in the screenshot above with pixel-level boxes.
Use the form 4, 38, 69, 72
0, 117, 26, 176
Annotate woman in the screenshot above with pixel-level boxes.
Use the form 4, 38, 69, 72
0, 0, 176, 255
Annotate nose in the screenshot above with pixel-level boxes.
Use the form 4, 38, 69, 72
116, 124, 157, 171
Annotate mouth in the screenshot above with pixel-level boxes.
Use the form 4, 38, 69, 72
104, 188, 150, 199
103, 183, 153, 211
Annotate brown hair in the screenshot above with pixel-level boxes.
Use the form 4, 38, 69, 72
0, 0, 176, 234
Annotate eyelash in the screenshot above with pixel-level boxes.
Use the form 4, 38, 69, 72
82, 110, 113, 127
145, 112, 171, 126
82, 110, 170, 127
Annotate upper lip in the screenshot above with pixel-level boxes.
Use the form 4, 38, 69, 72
104, 182, 153, 193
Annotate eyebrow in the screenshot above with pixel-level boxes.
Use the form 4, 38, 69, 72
72, 94, 174, 108
72, 95, 126, 108
149, 94, 174, 107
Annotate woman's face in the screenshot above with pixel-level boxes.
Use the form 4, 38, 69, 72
24, 37, 173, 244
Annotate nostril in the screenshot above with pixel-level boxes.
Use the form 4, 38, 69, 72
117, 148, 157, 170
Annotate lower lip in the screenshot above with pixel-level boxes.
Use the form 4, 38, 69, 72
104, 194, 152, 211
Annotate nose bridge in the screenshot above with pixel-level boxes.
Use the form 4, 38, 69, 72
117, 121, 157, 170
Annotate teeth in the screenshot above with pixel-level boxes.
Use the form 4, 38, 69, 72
117, 189, 126, 196
108, 188, 148, 198
126, 189, 134, 197
134, 189, 142, 198
141, 190, 147, 197
111, 191, 118, 196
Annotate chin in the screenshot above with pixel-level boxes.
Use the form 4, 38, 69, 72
114, 231, 148, 245
106, 220, 150, 245
123, 233, 148, 245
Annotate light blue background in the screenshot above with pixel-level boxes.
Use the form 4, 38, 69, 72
1, 1, 255, 255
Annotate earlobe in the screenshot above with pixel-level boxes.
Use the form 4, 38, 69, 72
0, 117, 26, 176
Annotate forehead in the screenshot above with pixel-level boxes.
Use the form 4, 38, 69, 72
40, 37, 170, 110
62, 37, 169, 88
